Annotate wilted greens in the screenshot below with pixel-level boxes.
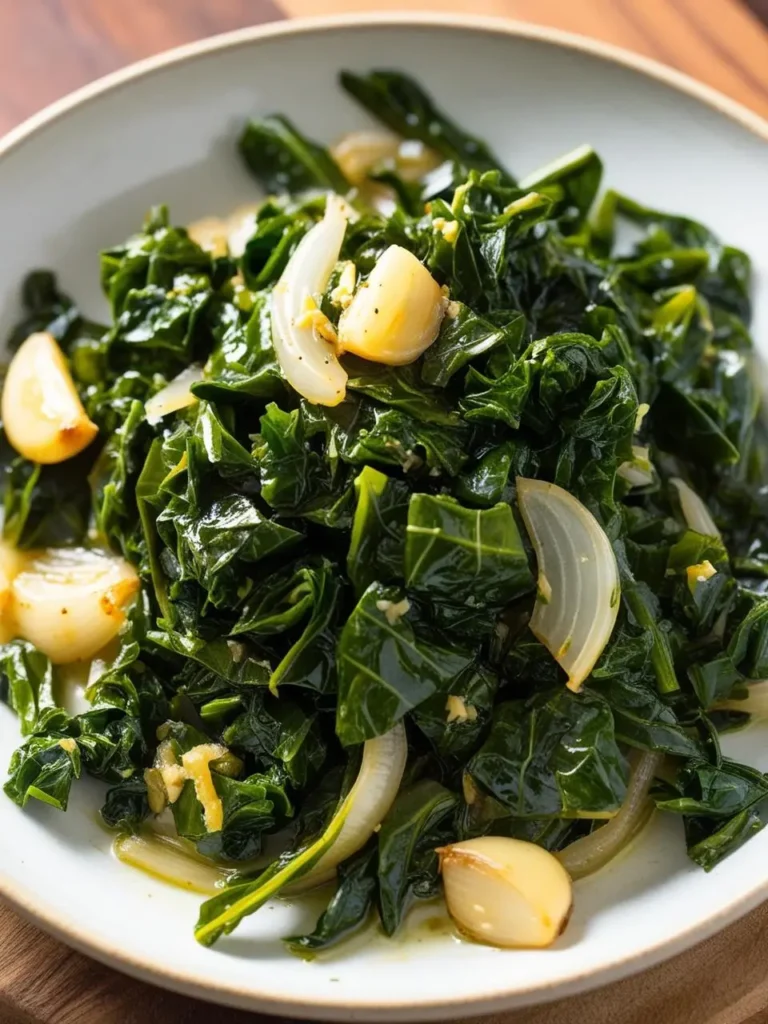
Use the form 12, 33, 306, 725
1, 70, 767, 957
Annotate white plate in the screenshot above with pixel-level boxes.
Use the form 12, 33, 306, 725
0, 14, 766, 1021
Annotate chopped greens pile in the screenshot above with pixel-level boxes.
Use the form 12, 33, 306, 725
2, 69, 768, 954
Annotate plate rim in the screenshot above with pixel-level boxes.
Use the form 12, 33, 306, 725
0, 12, 767, 1020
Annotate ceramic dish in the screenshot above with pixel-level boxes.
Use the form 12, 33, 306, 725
0, 14, 767, 1020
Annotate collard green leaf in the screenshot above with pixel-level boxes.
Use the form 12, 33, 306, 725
377, 780, 458, 935
336, 582, 473, 745
404, 494, 533, 633
467, 690, 628, 818
285, 842, 379, 956
239, 115, 348, 195
421, 306, 525, 387
0, 640, 55, 735
340, 70, 512, 180
346, 466, 410, 597
411, 663, 497, 759
223, 691, 327, 788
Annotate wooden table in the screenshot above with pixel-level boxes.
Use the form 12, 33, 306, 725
2, 2, 768, 1022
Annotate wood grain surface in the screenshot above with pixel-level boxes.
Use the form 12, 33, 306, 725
0, 1, 767, 1023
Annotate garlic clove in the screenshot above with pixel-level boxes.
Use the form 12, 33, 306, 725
438, 836, 572, 948
2, 332, 98, 464
12, 547, 139, 664
338, 245, 445, 366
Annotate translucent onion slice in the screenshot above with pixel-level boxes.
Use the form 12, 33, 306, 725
557, 751, 662, 879
12, 547, 140, 663
114, 833, 227, 895
289, 721, 408, 890
670, 477, 721, 539
439, 836, 572, 948
145, 365, 203, 425
194, 723, 407, 945
271, 194, 349, 406
2, 331, 98, 464
516, 477, 620, 692
717, 680, 768, 716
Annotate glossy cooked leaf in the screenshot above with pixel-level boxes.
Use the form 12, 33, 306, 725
222, 691, 327, 788
239, 115, 349, 195
466, 690, 628, 818
404, 494, 533, 633
421, 306, 525, 387
0, 640, 55, 735
346, 466, 410, 596
340, 70, 513, 179
336, 582, 473, 745
411, 662, 497, 759
377, 780, 458, 935
285, 842, 379, 955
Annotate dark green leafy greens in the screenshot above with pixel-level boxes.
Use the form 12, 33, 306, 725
1, 68, 767, 960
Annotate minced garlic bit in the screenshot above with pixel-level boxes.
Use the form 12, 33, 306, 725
376, 597, 411, 625
537, 571, 553, 605
445, 695, 478, 724
687, 560, 717, 590
635, 402, 650, 432
462, 773, 479, 805
294, 295, 338, 345
401, 449, 423, 473
330, 261, 357, 309
226, 639, 246, 664
432, 217, 459, 243
445, 299, 461, 319
58, 737, 77, 754
154, 739, 186, 805
182, 744, 227, 834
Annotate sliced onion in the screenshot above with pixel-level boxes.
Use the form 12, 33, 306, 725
617, 445, 654, 487
670, 477, 721, 539
290, 721, 408, 890
114, 833, 227, 895
557, 751, 662, 879
194, 723, 407, 945
145, 365, 203, 425
516, 477, 620, 692
271, 194, 349, 406
717, 680, 768, 716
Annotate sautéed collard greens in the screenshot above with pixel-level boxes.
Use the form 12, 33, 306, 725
1, 70, 767, 953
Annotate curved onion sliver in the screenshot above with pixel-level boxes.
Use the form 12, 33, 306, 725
271, 194, 349, 406
516, 477, 620, 692
670, 477, 721, 539
557, 751, 662, 879
194, 723, 407, 945
289, 721, 408, 890
145, 365, 203, 425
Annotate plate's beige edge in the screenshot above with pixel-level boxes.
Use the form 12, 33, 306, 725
0, 12, 767, 1022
